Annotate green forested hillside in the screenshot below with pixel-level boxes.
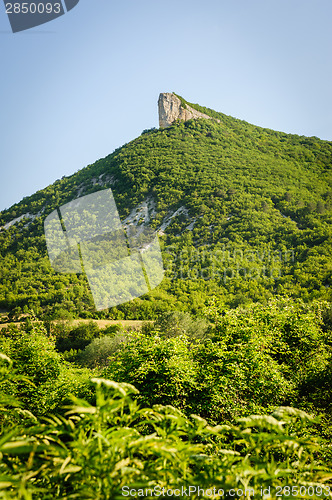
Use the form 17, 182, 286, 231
0, 95, 331, 319
1, 97, 332, 497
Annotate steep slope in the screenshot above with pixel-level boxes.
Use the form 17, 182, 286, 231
0, 96, 331, 319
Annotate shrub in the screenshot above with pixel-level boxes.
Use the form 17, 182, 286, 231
103, 332, 197, 412
56, 321, 100, 352
154, 311, 209, 341
0, 324, 61, 386
80, 333, 128, 367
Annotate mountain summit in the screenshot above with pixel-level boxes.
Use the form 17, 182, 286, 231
158, 92, 220, 128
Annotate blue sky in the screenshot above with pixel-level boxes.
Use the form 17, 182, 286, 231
0, 0, 331, 212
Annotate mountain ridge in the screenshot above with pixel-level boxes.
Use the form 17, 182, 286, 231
1, 93, 331, 223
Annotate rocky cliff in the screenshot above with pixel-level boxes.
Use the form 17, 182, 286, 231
158, 93, 220, 128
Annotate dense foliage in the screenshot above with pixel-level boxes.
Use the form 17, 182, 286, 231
0, 96, 331, 495
1, 372, 329, 499
0, 301, 331, 497
0, 302, 331, 496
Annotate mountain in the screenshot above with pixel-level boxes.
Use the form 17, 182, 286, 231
1, 94, 332, 496
0, 93, 331, 320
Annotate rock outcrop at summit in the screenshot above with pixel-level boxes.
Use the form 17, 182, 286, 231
158, 93, 219, 128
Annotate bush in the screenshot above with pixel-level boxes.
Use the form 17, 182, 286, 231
80, 333, 128, 367
0, 324, 94, 416
103, 332, 197, 412
154, 311, 209, 342
0, 324, 61, 386
56, 321, 100, 352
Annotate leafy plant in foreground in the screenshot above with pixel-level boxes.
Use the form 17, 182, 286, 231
0, 362, 331, 499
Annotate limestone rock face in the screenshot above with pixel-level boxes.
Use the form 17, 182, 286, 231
158, 93, 219, 128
